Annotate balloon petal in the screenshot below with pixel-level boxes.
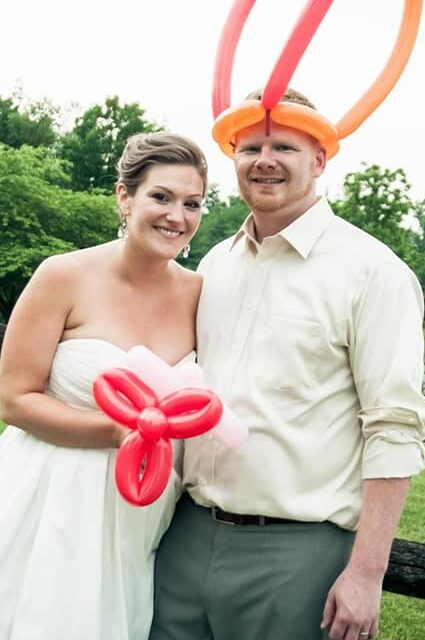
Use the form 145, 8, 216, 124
135, 439, 173, 506
93, 372, 140, 429
115, 434, 173, 506
162, 389, 223, 438
115, 432, 153, 505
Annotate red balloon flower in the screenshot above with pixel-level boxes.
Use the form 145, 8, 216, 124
93, 368, 223, 506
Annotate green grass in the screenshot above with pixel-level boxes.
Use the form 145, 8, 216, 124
0, 421, 423, 636
378, 593, 425, 640
377, 472, 425, 640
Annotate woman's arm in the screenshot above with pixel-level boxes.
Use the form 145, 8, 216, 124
0, 255, 128, 448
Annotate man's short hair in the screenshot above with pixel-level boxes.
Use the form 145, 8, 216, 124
244, 87, 316, 110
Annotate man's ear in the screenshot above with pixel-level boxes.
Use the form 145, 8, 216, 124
314, 146, 327, 177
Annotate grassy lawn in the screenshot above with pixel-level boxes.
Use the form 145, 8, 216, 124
377, 471, 425, 640
0, 421, 423, 636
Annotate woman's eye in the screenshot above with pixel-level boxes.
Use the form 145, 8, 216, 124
185, 200, 201, 211
152, 192, 168, 202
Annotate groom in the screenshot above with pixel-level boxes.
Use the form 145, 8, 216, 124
149, 88, 425, 640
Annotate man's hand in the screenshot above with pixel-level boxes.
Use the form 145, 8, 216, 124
321, 564, 381, 639
321, 477, 411, 639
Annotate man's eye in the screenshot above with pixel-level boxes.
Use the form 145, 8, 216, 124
185, 200, 201, 210
276, 145, 295, 152
242, 146, 260, 154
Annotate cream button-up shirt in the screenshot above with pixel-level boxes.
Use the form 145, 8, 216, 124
183, 197, 425, 530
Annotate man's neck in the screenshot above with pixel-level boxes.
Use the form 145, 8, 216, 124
252, 195, 320, 243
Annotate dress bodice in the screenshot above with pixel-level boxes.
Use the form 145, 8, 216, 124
47, 339, 128, 410
47, 338, 196, 410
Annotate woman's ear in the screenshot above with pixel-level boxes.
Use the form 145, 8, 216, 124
116, 183, 130, 213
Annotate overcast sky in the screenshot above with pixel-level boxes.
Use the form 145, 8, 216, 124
1, 0, 424, 200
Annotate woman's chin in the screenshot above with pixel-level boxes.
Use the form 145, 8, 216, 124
155, 244, 185, 261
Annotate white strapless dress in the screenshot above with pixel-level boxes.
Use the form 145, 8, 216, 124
0, 339, 187, 640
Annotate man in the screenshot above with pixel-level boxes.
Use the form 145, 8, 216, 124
149, 89, 425, 640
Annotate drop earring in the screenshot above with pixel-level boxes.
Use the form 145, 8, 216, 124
117, 206, 129, 239
117, 216, 128, 239
182, 244, 190, 259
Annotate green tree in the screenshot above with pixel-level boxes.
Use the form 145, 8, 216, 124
0, 144, 117, 321
330, 164, 423, 278
0, 95, 58, 148
58, 96, 162, 193
411, 197, 425, 291
181, 190, 249, 270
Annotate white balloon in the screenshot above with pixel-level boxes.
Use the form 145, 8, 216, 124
126, 346, 249, 448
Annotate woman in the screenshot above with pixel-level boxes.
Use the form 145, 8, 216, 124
0, 132, 207, 640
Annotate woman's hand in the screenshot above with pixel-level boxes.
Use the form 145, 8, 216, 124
114, 424, 133, 448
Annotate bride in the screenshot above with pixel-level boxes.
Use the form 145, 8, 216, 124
0, 132, 207, 640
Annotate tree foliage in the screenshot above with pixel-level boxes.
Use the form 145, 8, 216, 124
0, 144, 117, 321
58, 96, 163, 193
0, 93, 163, 195
179, 188, 249, 270
0, 95, 58, 148
330, 164, 424, 284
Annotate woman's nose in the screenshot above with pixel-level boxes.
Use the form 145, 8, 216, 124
165, 202, 185, 222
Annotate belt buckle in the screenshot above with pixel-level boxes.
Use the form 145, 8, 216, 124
211, 507, 235, 525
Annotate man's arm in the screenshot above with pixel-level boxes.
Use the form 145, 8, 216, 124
321, 477, 410, 640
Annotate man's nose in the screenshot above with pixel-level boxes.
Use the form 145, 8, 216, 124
255, 145, 277, 170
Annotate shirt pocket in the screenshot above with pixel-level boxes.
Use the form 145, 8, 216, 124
257, 316, 326, 390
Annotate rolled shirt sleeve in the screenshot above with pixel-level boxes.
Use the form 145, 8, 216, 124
349, 261, 425, 478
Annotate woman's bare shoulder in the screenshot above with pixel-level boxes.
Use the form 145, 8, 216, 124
35, 242, 117, 282
174, 262, 202, 295
174, 262, 202, 283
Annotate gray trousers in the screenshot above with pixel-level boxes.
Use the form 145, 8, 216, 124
149, 493, 354, 640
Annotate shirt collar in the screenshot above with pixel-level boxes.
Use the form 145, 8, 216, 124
230, 197, 334, 258
230, 216, 258, 253
280, 197, 334, 258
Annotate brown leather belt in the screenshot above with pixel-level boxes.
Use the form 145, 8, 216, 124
210, 506, 300, 526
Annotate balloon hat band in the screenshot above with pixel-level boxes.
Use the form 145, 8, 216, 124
213, 99, 340, 158
212, 0, 423, 159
